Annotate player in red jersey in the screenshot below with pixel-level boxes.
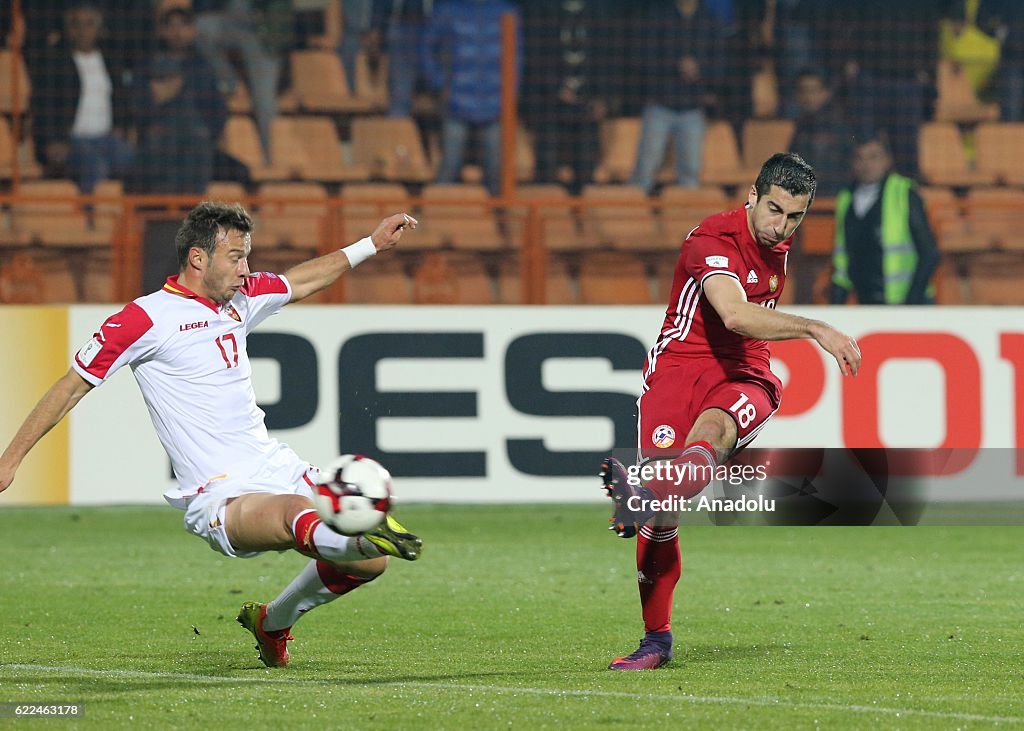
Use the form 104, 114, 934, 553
602, 153, 861, 670
0, 202, 421, 668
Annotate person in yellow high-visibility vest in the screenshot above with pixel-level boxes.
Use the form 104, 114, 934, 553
830, 136, 940, 305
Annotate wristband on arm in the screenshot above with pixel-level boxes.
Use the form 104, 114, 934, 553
342, 237, 377, 268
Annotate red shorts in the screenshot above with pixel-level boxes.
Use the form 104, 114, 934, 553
638, 357, 780, 458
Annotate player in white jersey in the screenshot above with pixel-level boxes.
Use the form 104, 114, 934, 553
0, 201, 420, 667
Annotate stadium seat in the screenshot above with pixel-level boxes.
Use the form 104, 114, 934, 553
82, 248, 114, 303
796, 213, 836, 256
965, 254, 1024, 305
934, 60, 1000, 124
420, 183, 505, 250
0, 50, 30, 114
917, 122, 995, 187
286, 116, 369, 183
917, 186, 962, 231
700, 120, 760, 187
659, 185, 729, 242
497, 254, 577, 304
222, 115, 292, 181
11, 180, 109, 247
741, 119, 795, 169
412, 251, 495, 304
750, 65, 779, 119
0, 116, 13, 177
255, 182, 328, 250
350, 117, 432, 182
934, 261, 968, 305
338, 182, 417, 245
508, 184, 589, 251
354, 51, 388, 111
0, 249, 77, 303
975, 122, 1024, 186
205, 181, 249, 203
595, 117, 641, 183
344, 256, 413, 304
290, 50, 372, 113
578, 251, 652, 304
580, 184, 664, 250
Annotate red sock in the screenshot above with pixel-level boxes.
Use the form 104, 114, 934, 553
645, 440, 717, 501
636, 525, 681, 633
314, 560, 376, 595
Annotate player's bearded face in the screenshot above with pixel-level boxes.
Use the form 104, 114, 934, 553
747, 185, 810, 247
203, 228, 251, 303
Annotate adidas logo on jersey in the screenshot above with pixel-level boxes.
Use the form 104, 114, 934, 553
746, 270, 759, 284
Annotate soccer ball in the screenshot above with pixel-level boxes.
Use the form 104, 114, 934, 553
314, 455, 393, 535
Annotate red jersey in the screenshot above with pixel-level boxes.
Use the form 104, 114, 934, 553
645, 206, 790, 395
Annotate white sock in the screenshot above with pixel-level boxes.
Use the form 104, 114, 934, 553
292, 509, 382, 562
264, 559, 375, 631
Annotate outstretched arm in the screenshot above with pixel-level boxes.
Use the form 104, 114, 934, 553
0, 368, 94, 493
284, 212, 418, 303
703, 274, 862, 376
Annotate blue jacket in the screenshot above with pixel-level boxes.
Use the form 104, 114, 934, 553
421, 0, 521, 123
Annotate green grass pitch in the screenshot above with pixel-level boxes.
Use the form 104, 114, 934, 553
0, 504, 1021, 729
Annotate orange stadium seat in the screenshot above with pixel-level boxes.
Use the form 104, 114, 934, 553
974, 122, 1024, 186
255, 182, 328, 251
354, 51, 388, 111
579, 251, 652, 304
0, 250, 76, 304
595, 117, 641, 183
420, 183, 505, 250
508, 183, 589, 251
0, 50, 30, 114
660, 185, 729, 242
345, 256, 413, 304
580, 184, 664, 250
222, 115, 291, 182
290, 50, 372, 113
934, 261, 969, 305
205, 181, 249, 203
10, 180, 109, 247
412, 251, 495, 304
750, 65, 779, 119
350, 117, 433, 183
934, 60, 1000, 124
796, 213, 836, 256
917, 186, 962, 231
338, 182, 416, 245
701, 120, 760, 187
286, 116, 369, 183
917, 122, 995, 187
965, 255, 1024, 305
497, 255, 577, 304
741, 119, 795, 169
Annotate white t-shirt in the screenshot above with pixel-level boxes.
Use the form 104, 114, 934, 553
71, 50, 113, 138
72, 273, 302, 505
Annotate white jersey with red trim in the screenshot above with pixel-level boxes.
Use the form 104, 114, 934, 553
72, 273, 305, 506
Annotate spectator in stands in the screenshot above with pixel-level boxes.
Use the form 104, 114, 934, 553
193, 0, 280, 164
368, 1, 435, 118
789, 69, 851, 197
521, 1, 623, 194
829, 135, 940, 305
29, 2, 134, 193
128, 8, 227, 195
422, 0, 521, 196
335, 0, 372, 94
628, 0, 723, 193
826, 0, 942, 177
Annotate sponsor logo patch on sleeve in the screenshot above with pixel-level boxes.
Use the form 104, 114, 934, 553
77, 337, 103, 367
705, 255, 729, 268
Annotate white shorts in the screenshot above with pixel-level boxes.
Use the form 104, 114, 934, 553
173, 462, 319, 558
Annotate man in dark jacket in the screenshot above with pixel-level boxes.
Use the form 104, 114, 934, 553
129, 7, 227, 194
789, 69, 852, 197
29, 2, 133, 192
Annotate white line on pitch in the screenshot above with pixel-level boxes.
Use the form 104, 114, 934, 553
1, 663, 1020, 725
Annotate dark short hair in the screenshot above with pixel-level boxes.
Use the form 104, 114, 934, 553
175, 201, 254, 270
851, 130, 892, 156
754, 152, 817, 202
